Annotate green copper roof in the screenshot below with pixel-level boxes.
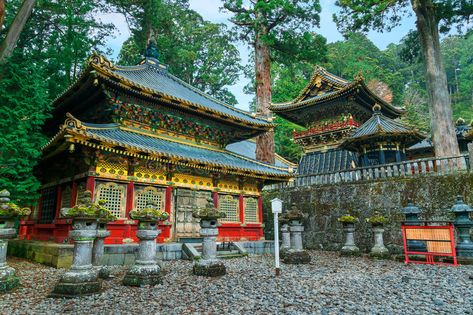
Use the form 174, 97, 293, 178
107, 58, 268, 126
73, 122, 290, 177
342, 108, 425, 149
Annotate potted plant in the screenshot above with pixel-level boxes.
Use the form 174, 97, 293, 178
129, 201, 169, 230
0, 190, 31, 229
337, 214, 359, 227
366, 211, 387, 227
192, 197, 226, 229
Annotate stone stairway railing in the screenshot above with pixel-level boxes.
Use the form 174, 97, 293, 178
265, 154, 470, 190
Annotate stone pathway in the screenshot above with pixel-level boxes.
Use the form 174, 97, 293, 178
1, 252, 472, 314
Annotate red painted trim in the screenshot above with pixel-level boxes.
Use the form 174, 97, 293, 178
239, 195, 244, 223
213, 191, 219, 208
54, 186, 63, 219
258, 196, 263, 224
70, 181, 78, 207
86, 177, 95, 195
126, 182, 134, 217
165, 186, 172, 214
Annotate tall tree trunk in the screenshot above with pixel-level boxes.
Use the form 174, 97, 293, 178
411, 0, 460, 157
0, 0, 35, 64
0, 0, 5, 33
254, 26, 275, 164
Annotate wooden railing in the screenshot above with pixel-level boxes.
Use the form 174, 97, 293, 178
265, 154, 470, 190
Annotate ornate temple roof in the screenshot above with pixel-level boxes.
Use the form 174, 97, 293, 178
53, 53, 272, 130
270, 66, 404, 126
43, 115, 292, 180
341, 107, 425, 150
297, 149, 358, 175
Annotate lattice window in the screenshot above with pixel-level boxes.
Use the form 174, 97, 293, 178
60, 185, 72, 210
244, 197, 259, 223
96, 182, 126, 218
219, 194, 239, 223
39, 187, 57, 223
134, 186, 165, 211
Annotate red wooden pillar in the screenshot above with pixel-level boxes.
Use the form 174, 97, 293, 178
54, 186, 63, 219
86, 176, 95, 195
70, 181, 78, 207
239, 195, 244, 223
258, 196, 263, 224
124, 182, 135, 242
213, 191, 219, 208
125, 182, 135, 218
165, 186, 173, 215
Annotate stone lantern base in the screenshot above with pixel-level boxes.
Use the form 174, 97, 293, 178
369, 246, 390, 259
50, 269, 101, 297
123, 264, 162, 286
193, 259, 226, 277
283, 249, 311, 265
340, 245, 361, 257
0, 267, 19, 293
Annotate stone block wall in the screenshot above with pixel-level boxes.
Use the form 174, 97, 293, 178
263, 173, 473, 253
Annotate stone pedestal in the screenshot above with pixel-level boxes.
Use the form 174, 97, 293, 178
283, 221, 311, 264
369, 226, 389, 259
280, 224, 291, 259
0, 220, 19, 293
51, 218, 100, 297
340, 223, 360, 256
123, 221, 162, 286
193, 220, 226, 277
93, 224, 111, 279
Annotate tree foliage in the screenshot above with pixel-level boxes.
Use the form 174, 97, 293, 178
113, 0, 241, 105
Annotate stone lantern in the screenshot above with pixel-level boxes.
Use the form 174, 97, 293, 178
450, 196, 473, 258
279, 214, 291, 259
366, 211, 389, 259
51, 191, 103, 297
0, 190, 30, 293
282, 204, 311, 264
93, 199, 117, 279
192, 197, 226, 277
401, 202, 426, 253
123, 201, 169, 286
338, 214, 360, 256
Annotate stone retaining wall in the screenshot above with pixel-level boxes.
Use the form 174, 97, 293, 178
263, 173, 473, 253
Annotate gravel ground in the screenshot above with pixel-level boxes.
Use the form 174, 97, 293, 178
1, 251, 472, 315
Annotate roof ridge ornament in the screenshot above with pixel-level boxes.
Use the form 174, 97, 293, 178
89, 51, 115, 70
62, 112, 84, 131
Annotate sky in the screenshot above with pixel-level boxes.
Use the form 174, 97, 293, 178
101, 0, 416, 112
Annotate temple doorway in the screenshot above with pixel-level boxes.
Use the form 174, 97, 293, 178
173, 189, 210, 241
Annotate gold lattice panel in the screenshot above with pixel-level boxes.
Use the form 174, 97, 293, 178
96, 159, 128, 177
219, 194, 239, 223
172, 174, 212, 190
95, 182, 126, 218
244, 197, 258, 223
134, 186, 165, 211
134, 166, 166, 182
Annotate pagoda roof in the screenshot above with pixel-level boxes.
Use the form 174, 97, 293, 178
43, 115, 292, 180
226, 140, 297, 169
53, 53, 272, 131
341, 107, 425, 150
270, 66, 404, 125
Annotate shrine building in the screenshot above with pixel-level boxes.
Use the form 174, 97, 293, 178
270, 66, 410, 174
22, 53, 293, 244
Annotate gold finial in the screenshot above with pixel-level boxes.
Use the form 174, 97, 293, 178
372, 104, 381, 112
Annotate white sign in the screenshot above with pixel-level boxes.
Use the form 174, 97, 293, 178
271, 198, 282, 276
271, 198, 283, 214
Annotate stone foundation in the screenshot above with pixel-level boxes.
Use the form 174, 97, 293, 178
193, 260, 226, 277
264, 173, 473, 252
283, 250, 311, 264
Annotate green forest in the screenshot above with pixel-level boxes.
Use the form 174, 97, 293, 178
1, 0, 472, 204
